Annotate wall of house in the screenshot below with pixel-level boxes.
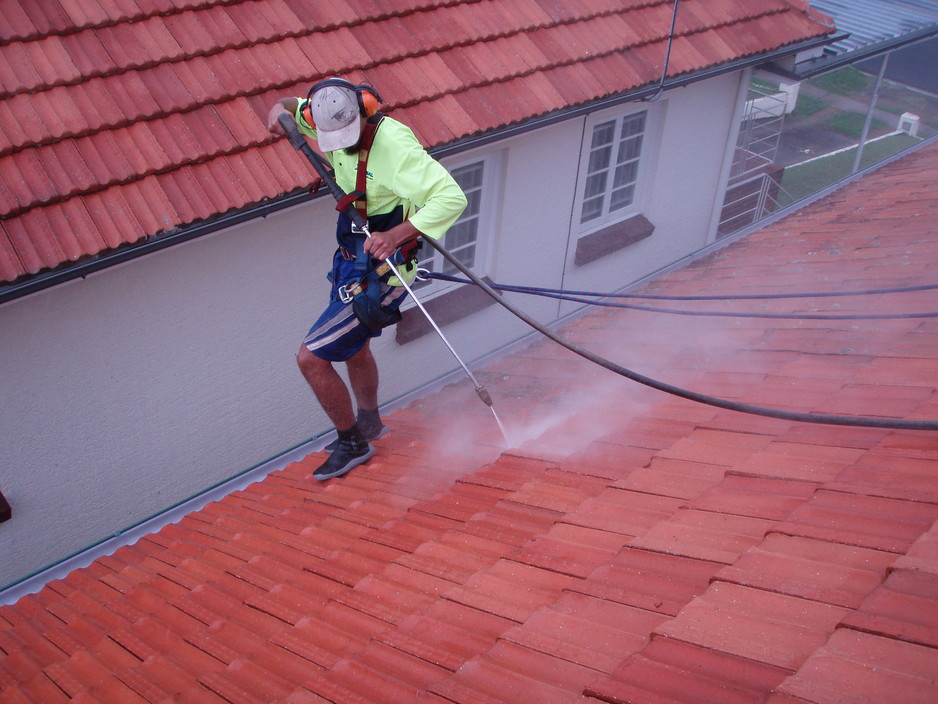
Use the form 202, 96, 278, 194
0, 71, 743, 589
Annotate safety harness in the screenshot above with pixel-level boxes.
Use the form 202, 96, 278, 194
333, 113, 420, 331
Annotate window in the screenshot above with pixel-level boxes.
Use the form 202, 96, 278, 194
577, 110, 647, 231
571, 107, 655, 265
437, 160, 484, 274
413, 153, 499, 294
396, 151, 502, 343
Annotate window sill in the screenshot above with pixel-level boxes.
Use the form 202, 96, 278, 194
396, 277, 498, 344
575, 214, 655, 266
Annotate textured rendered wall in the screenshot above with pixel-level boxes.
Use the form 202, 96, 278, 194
0, 72, 744, 588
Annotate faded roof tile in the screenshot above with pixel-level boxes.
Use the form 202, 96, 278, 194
587, 635, 791, 704
775, 628, 938, 703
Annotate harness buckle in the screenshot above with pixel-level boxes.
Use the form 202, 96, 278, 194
339, 279, 366, 304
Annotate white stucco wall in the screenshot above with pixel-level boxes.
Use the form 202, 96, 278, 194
0, 70, 744, 588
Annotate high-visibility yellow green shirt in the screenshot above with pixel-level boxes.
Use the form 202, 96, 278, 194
293, 101, 467, 242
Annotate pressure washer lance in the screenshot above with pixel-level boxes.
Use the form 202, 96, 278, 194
276, 113, 512, 447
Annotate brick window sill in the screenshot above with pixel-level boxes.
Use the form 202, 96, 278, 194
575, 214, 655, 266
396, 277, 498, 344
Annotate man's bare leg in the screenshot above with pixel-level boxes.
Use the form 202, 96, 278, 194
345, 340, 379, 413
296, 343, 356, 431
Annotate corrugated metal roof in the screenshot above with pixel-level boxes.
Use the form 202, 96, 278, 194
0, 0, 836, 298
811, 0, 938, 54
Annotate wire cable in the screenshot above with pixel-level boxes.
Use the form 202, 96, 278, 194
421, 241, 938, 432
427, 271, 938, 301
426, 272, 938, 320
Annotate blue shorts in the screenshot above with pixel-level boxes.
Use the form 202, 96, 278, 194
304, 252, 408, 362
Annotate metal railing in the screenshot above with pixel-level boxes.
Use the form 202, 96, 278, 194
730, 87, 788, 180
718, 169, 795, 237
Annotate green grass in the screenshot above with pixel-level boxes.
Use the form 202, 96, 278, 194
876, 81, 938, 130
820, 112, 889, 138
807, 66, 873, 96
779, 133, 921, 205
751, 76, 780, 94
790, 93, 827, 118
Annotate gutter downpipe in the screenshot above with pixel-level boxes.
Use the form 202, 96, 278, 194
0, 35, 837, 306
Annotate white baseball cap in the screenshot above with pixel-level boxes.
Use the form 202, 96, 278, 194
309, 83, 362, 152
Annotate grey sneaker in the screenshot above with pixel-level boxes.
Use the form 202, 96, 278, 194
325, 420, 387, 452
314, 437, 374, 481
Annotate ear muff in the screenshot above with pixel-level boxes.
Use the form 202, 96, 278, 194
307, 78, 383, 118
359, 88, 380, 117
301, 100, 316, 129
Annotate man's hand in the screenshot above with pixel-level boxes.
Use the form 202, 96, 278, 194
267, 98, 299, 136
365, 221, 421, 262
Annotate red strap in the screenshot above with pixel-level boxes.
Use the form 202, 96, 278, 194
337, 114, 383, 221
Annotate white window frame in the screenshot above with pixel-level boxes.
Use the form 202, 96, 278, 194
573, 106, 652, 236
408, 149, 502, 301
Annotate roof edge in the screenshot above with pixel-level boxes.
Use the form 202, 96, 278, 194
769, 24, 938, 79
0, 34, 837, 306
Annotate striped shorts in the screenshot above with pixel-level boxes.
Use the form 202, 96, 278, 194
303, 252, 408, 362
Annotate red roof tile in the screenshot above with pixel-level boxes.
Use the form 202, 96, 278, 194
587, 635, 792, 704
0, 0, 834, 287
775, 629, 938, 703
8, 26, 938, 704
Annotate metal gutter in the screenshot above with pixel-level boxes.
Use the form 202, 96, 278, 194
0, 189, 316, 306
769, 25, 938, 79
0, 34, 836, 307
0, 434, 325, 605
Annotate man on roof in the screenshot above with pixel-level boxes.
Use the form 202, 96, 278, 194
267, 78, 467, 481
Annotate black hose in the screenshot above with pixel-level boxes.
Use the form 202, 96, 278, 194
425, 273, 938, 321
422, 239, 938, 432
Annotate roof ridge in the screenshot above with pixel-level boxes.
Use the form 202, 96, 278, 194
0, 0, 488, 102
0, 2, 794, 160
0, 0, 472, 47
0, 0, 838, 287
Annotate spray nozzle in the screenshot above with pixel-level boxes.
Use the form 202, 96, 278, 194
475, 385, 493, 407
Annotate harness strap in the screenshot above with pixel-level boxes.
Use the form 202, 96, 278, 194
335, 114, 382, 222
333, 114, 382, 272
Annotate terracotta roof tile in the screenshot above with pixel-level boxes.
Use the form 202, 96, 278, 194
587, 635, 791, 704
16, 10, 938, 704
661, 580, 851, 671
775, 628, 938, 703
0, 0, 827, 292
775, 490, 938, 553
843, 567, 938, 648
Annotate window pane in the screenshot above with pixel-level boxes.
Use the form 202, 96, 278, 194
587, 145, 612, 173
618, 136, 642, 163
463, 188, 481, 217
443, 243, 475, 273
613, 161, 638, 188
580, 196, 603, 223
452, 163, 483, 191
591, 121, 615, 148
584, 172, 607, 199
621, 112, 646, 138
446, 219, 477, 249
609, 184, 635, 210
